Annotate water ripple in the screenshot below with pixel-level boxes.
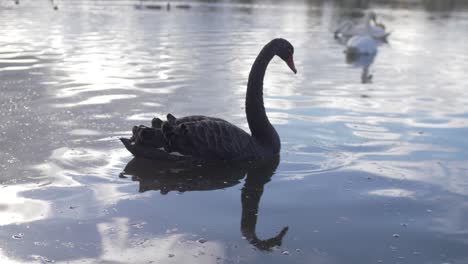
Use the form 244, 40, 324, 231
1, 2, 468, 263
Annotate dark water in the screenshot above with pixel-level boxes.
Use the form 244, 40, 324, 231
1, 0, 468, 263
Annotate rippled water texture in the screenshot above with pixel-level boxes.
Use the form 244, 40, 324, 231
1, 0, 468, 263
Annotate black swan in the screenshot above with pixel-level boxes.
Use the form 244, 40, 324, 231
121, 38, 297, 161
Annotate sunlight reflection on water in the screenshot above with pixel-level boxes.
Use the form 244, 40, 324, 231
0, 0, 468, 263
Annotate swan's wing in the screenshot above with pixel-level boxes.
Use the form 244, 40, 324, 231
335, 21, 354, 34
351, 24, 369, 36
334, 21, 356, 39
163, 119, 255, 160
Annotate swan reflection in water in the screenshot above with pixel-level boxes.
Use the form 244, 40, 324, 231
120, 155, 288, 251
345, 42, 377, 84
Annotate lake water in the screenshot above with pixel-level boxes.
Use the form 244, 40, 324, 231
1, 0, 468, 263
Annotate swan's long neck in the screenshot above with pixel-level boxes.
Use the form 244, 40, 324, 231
365, 14, 374, 31
246, 44, 280, 151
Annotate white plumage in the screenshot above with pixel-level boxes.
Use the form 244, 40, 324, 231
345, 35, 378, 56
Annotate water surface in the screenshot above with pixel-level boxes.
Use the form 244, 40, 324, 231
1, 0, 468, 263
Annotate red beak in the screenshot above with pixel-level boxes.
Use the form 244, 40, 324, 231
286, 55, 297, 74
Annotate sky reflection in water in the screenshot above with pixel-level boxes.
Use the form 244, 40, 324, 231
0, 0, 468, 263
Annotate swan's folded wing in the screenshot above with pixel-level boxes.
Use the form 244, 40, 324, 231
120, 138, 188, 161
164, 120, 254, 160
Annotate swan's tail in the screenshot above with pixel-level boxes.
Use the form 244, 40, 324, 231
130, 114, 180, 149
120, 138, 188, 161
382, 31, 392, 42
130, 125, 165, 148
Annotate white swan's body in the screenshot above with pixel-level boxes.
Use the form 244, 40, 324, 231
346, 35, 377, 56
335, 12, 389, 41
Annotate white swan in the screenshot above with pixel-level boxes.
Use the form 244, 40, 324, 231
335, 11, 389, 41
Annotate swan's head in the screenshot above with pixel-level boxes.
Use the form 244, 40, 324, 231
271, 38, 297, 74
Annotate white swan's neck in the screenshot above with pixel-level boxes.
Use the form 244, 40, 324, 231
365, 15, 373, 32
